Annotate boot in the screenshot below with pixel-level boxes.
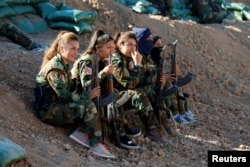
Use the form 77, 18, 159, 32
162, 119, 174, 135
146, 128, 170, 143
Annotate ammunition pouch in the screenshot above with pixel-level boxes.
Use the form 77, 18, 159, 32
34, 85, 53, 112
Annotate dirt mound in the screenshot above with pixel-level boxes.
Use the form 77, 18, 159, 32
0, 0, 249, 166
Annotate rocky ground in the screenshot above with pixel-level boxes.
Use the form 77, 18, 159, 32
0, 0, 249, 167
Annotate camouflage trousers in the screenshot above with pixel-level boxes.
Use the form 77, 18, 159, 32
0, 22, 35, 50
140, 81, 189, 117
38, 100, 101, 146
126, 88, 158, 130
164, 81, 189, 116
140, 84, 170, 124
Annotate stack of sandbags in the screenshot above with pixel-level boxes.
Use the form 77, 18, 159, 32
34, 2, 97, 34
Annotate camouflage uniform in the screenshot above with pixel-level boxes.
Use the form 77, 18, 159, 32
112, 50, 158, 130
71, 54, 109, 94
35, 54, 101, 146
192, 0, 228, 23
0, 21, 35, 50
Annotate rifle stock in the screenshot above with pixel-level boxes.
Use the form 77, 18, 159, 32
106, 56, 121, 147
169, 40, 178, 84
154, 45, 167, 127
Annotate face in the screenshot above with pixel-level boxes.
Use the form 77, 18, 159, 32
119, 38, 137, 57
97, 40, 115, 60
154, 38, 162, 47
60, 40, 79, 64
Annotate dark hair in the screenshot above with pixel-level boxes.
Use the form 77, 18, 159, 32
113, 31, 137, 50
153, 35, 161, 45
83, 29, 113, 55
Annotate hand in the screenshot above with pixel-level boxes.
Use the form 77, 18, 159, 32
165, 74, 176, 82
90, 86, 101, 99
102, 64, 113, 75
131, 50, 142, 66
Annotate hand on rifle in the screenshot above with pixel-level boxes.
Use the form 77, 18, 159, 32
90, 86, 101, 99
102, 64, 114, 75
131, 50, 142, 66
165, 73, 176, 82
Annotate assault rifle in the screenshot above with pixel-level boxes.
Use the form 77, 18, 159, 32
153, 45, 179, 128
168, 40, 193, 103
106, 56, 121, 147
92, 53, 117, 108
168, 40, 193, 90
101, 56, 125, 147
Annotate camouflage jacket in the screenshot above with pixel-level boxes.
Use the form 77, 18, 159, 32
36, 54, 90, 103
111, 50, 142, 90
138, 53, 157, 87
71, 54, 108, 94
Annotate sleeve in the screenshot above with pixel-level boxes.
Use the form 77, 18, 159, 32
47, 69, 91, 102
139, 56, 157, 85
46, 69, 72, 101
77, 59, 93, 90
112, 53, 141, 89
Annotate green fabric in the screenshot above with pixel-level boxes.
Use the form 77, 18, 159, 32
136, 0, 152, 7
11, 5, 37, 15
0, 6, 16, 18
49, 21, 92, 34
5, 0, 48, 5
0, 0, 8, 7
132, 4, 147, 13
243, 6, 250, 20
146, 6, 160, 15
26, 14, 48, 33
0, 135, 27, 167
10, 15, 36, 34
221, 2, 250, 21
33, 2, 57, 19
222, 2, 245, 11
47, 9, 97, 24
55, 2, 73, 10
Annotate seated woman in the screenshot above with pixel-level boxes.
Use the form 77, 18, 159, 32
71, 29, 140, 150
112, 31, 169, 143
33, 31, 115, 159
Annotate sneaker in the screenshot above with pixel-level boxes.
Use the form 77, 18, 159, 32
69, 128, 90, 148
89, 143, 115, 159
162, 119, 174, 135
124, 124, 141, 137
120, 135, 139, 149
186, 110, 196, 118
174, 114, 191, 126
182, 113, 197, 124
146, 128, 170, 143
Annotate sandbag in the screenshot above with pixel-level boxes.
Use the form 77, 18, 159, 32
55, 2, 73, 10
10, 15, 36, 34
49, 21, 92, 34
127, 0, 139, 6
146, 6, 160, 15
0, 0, 8, 7
47, 9, 97, 24
11, 5, 37, 15
5, 0, 49, 5
26, 14, 48, 33
221, 2, 246, 11
0, 6, 16, 18
0, 135, 27, 167
243, 6, 250, 20
33, 2, 57, 19
132, 4, 147, 13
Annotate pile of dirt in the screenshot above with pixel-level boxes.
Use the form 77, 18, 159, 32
0, 0, 249, 166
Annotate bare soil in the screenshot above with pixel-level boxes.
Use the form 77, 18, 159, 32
0, 0, 249, 167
